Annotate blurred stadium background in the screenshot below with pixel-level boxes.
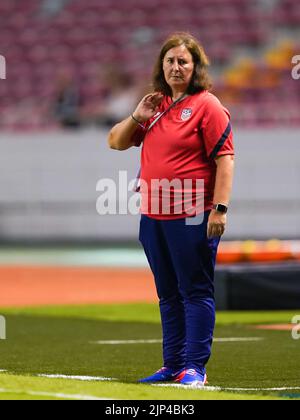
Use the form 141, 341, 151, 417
0, 0, 300, 311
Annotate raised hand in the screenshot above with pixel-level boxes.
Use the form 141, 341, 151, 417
133, 92, 164, 123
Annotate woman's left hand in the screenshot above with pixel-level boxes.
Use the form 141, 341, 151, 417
207, 211, 226, 238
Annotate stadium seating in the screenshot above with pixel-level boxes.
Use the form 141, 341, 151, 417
0, 0, 299, 129
273, 0, 300, 25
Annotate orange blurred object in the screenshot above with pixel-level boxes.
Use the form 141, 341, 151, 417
217, 240, 299, 264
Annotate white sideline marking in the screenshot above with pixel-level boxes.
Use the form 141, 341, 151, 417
92, 337, 264, 345
154, 384, 221, 391
38, 374, 116, 382
92, 339, 162, 345
0, 388, 111, 400
154, 384, 300, 392
224, 387, 300, 392
214, 337, 264, 343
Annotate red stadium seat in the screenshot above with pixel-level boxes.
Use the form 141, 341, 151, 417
0, 0, 299, 129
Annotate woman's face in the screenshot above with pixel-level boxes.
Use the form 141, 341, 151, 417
163, 45, 194, 94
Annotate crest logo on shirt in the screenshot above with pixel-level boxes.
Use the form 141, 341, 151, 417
181, 108, 193, 121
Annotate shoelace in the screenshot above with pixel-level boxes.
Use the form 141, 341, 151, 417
186, 369, 197, 376
157, 367, 182, 377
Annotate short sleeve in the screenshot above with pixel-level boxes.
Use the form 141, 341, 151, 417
131, 126, 147, 147
130, 115, 155, 147
201, 94, 234, 159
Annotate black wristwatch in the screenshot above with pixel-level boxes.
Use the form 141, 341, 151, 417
213, 204, 228, 214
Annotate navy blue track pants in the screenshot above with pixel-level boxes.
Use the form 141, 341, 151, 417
139, 211, 220, 373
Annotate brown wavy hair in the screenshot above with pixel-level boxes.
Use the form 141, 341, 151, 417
152, 32, 212, 97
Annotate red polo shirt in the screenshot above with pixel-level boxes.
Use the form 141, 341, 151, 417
132, 90, 234, 219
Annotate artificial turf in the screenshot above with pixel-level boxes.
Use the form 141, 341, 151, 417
0, 304, 299, 400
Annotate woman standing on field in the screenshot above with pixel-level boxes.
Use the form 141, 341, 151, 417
108, 32, 234, 387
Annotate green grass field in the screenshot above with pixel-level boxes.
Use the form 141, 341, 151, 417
0, 304, 299, 400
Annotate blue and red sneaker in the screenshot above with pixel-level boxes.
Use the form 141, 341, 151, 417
139, 367, 185, 383
176, 368, 208, 388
